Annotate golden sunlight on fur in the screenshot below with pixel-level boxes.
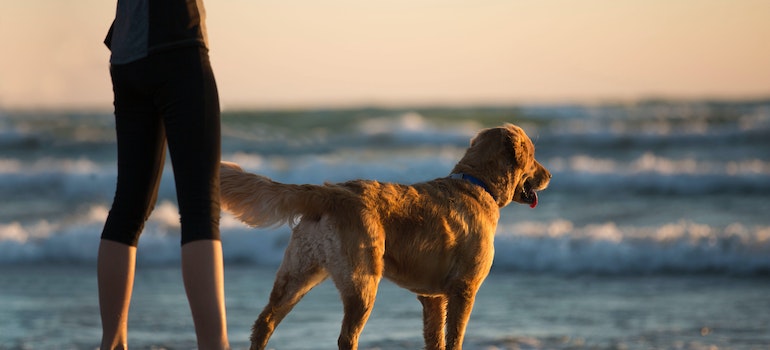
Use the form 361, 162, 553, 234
220, 124, 551, 350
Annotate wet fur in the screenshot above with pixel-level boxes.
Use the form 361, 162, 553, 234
220, 124, 551, 350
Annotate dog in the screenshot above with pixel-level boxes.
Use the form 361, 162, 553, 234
219, 123, 551, 350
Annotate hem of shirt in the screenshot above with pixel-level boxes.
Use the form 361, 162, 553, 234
109, 39, 207, 65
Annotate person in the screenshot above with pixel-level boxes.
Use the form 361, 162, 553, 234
97, 1, 229, 349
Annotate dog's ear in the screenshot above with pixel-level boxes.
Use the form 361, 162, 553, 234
501, 124, 533, 168
470, 127, 504, 147
468, 126, 523, 171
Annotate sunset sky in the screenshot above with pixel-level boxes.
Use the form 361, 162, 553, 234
1, 0, 769, 110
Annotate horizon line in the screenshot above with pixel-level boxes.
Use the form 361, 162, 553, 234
3, 94, 770, 114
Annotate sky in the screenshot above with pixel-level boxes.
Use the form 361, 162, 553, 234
1, 0, 769, 110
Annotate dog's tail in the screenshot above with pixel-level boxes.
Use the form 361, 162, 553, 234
219, 161, 333, 228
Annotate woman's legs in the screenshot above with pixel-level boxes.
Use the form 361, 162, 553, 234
182, 240, 229, 349
99, 240, 231, 350
99, 47, 229, 349
98, 241, 230, 350
98, 240, 136, 350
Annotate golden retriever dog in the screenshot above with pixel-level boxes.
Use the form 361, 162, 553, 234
220, 123, 551, 350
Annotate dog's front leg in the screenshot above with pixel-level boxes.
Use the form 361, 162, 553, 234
444, 288, 478, 350
418, 295, 447, 350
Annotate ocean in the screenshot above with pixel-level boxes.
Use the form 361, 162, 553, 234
1, 101, 769, 349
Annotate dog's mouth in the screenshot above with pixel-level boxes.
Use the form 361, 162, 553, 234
513, 180, 540, 208
521, 182, 539, 209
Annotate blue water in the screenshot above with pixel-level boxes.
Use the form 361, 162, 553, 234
1, 265, 769, 349
1, 101, 769, 348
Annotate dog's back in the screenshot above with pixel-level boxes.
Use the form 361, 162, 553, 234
221, 161, 498, 243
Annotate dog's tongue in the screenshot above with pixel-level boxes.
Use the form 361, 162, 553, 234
529, 190, 538, 209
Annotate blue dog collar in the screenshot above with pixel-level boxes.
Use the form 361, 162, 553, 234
448, 173, 496, 201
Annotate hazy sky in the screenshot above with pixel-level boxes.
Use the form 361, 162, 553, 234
1, 0, 769, 110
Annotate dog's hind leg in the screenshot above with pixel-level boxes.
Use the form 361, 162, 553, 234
418, 295, 447, 350
330, 234, 384, 350
250, 225, 329, 350
249, 263, 327, 350
332, 271, 381, 350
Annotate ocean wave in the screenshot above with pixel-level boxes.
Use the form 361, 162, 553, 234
545, 153, 770, 195
2, 203, 768, 275
2, 103, 769, 275
494, 220, 770, 274
3, 147, 767, 213
547, 153, 770, 177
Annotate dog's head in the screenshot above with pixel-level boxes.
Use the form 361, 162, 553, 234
452, 123, 551, 208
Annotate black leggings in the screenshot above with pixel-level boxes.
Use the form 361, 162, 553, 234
101, 46, 221, 246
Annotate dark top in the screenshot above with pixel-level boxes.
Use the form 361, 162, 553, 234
105, 0, 209, 64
